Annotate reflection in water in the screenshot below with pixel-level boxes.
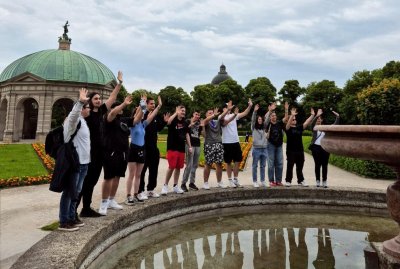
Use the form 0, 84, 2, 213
102, 213, 397, 269
313, 229, 335, 269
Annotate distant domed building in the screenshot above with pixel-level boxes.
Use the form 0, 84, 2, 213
211, 64, 232, 85
0, 22, 117, 142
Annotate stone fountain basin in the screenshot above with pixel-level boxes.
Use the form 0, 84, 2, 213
315, 125, 400, 166
10, 187, 393, 269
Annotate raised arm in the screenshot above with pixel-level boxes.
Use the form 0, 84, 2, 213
64, 88, 88, 142
310, 109, 323, 129
222, 107, 238, 127
303, 108, 316, 129
286, 107, 297, 130
107, 95, 132, 122
104, 71, 123, 110
167, 106, 179, 125
251, 104, 259, 131
132, 106, 143, 126
146, 95, 162, 124
237, 98, 253, 120
332, 110, 340, 125
203, 108, 220, 126
283, 101, 289, 123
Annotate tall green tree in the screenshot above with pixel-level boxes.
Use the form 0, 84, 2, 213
356, 78, 400, 125
302, 80, 342, 123
338, 70, 373, 124
245, 77, 276, 115
158, 86, 192, 114
278, 80, 305, 106
213, 79, 246, 110
190, 84, 217, 113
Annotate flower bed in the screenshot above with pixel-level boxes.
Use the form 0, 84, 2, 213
0, 144, 53, 188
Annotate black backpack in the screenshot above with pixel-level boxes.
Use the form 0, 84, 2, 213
45, 121, 81, 159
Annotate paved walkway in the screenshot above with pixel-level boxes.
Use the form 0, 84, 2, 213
0, 146, 393, 268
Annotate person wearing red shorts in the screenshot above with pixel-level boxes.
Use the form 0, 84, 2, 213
161, 105, 192, 195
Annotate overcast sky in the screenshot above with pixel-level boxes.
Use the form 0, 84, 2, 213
0, 0, 399, 93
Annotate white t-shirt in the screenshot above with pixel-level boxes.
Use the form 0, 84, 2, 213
219, 113, 239, 143
315, 131, 325, 145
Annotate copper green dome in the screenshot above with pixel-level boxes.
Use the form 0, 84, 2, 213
0, 49, 116, 85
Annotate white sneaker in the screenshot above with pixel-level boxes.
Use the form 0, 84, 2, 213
261, 181, 268, 188
147, 191, 160, 198
217, 181, 227, 188
253, 182, 259, 188
203, 182, 210, 190
298, 181, 309, 187
173, 185, 184, 194
322, 181, 328, 188
285, 182, 291, 187
161, 185, 169, 196
234, 179, 243, 188
99, 200, 109, 215
125, 196, 135, 206
229, 179, 237, 188
139, 192, 148, 200
108, 199, 123, 210
316, 180, 321, 187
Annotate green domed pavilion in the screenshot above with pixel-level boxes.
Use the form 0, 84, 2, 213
0, 24, 117, 142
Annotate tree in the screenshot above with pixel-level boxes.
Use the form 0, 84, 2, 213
338, 70, 373, 124
356, 78, 400, 125
213, 79, 246, 110
158, 86, 192, 114
278, 80, 305, 106
191, 84, 217, 114
244, 77, 276, 115
381, 61, 400, 80
302, 80, 342, 123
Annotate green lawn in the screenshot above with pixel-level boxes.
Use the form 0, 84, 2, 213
0, 144, 48, 179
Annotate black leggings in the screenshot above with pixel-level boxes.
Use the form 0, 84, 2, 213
311, 145, 330, 181
77, 154, 103, 209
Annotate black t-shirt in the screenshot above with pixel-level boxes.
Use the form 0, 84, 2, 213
104, 116, 132, 153
187, 120, 202, 147
267, 121, 284, 146
144, 112, 166, 149
167, 117, 189, 152
85, 103, 107, 154
285, 125, 304, 152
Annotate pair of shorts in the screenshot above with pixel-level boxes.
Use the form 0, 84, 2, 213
167, 150, 185, 169
204, 142, 224, 165
128, 144, 145, 163
103, 151, 128, 179
223, 142, 243, 163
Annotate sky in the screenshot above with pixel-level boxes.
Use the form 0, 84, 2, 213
0, 0, 399, 94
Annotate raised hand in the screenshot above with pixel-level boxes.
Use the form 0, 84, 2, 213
124, 95, 132, 106
284, 101, 289, 111
157, 95, 162, 107
213, 107, 220, 116
79, 88, 89, 103
291, 107, 297, 116
332, 110, 339, 117
248, 98, 253, 107
311, 108, 315, 116
164, 112, 171, 122
254, 104, 259, 111
317, 109, 323, 117
117, 71, 123, 83
268, 102, 276, 111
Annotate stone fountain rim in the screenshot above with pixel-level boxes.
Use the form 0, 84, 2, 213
316, 125, 400, 133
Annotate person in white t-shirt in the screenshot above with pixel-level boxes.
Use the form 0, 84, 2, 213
219, 99, 253, 187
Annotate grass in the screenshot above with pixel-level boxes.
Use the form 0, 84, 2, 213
0, 144, 48, 179
40, 221, 59, 231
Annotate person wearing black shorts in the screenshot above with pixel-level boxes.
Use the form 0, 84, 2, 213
98, 96, 133, 216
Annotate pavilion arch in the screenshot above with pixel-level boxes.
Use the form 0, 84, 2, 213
51, 98, 74, 128
0, 98, 8, 141
14, 97, 39, 140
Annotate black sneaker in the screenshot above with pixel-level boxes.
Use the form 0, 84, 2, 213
134, 194, 144, 203
71, 219, 85, 227
181, 184, 189, 192
80, 207, 102, 218
58, 223, 79, 232
189, 183, 199, 191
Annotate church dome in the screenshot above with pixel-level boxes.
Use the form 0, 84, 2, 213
211, 64, 232, 85
0, 49, 116, 85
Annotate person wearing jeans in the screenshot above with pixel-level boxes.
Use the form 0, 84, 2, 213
265, 102, 288, 186
59, 88, 91, 231
251, 104, 268, 188
181, 111, 202, 192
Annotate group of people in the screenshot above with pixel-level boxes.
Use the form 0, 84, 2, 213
57, 71, 339, 232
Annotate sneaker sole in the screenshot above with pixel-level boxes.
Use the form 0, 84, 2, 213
58, 227, 79, 232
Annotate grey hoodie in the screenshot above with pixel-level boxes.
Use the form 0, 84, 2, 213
251, 111, 268, 148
